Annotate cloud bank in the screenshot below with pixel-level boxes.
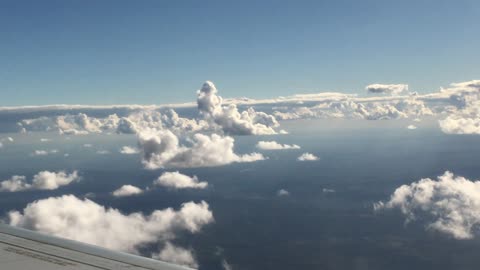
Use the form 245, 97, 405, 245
0, 171, 79, 192
154, 172, 208, 189
375, 171, 480, 239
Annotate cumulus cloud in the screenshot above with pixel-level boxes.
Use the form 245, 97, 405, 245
277, 189, 290, 196
375, 171, 480, 239
138, 129, 264, 169
152, 242, 198, 268
297, 153, 319, 161
8, 195, 214, 254
154, 172, 208, 189
31, 149, 58, 156
366, 84, 409, 95
112, 185, 144, 197
0, 171, 79, 192
197, 81, 279, 135
119, 146, 140, 154
407, 125, 417, 130
256, 141, 300, 150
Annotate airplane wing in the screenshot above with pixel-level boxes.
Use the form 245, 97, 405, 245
0, 223, 192, 270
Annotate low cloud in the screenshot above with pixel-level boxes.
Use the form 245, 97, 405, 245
31, 149, 58, 156
277, 189, 290, 196
256, 141, 300, 150
407, 125, 417, 130
8, 195, 214, 253
0, 171, 79, 192
112, 185, 143, 197
152, 242, 198, 268
366, 84, 409, 95
120, 146, 140, 154
375, 171, 480, 239
154, 171, 208, 189
138, 129, 265, 169
297, 153, 319, 161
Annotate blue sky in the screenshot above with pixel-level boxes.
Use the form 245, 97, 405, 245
1, 0, 479, 106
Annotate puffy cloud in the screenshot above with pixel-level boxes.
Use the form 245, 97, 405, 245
277, 189, 290, 196
197, 81, 279, 135
439, 99, 480, 135
112, 185, 143, 197
0, 171, 79, 192
154, 172, 208, 190
119, 146, 139, 154
138, 129, 265, 169
375, 171, 480, 239
366, 84, 409, 95
8, 195, 214, 253
407, 125, 417, 130
152, 242, 198, 268
297, 153, 319, 161
256, 141, 300, 150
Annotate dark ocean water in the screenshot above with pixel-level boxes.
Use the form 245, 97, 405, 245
1, 118, 480, 270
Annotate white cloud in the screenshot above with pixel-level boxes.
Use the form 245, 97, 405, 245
8, 195, 214, 253
407, 125, 417, 130
138, 129, 265, 169
120, 146, 140, 154
83, 144, 93, 148
152, 242, 198, 268
297, 153, 319, 161
222, 259, 233, 270
154, 172, 208, 190
366, 84, 409, 95
96, 150, 110, 155
322, 188, 335, 193
40, 138, 51, 142
112, 185, 143, 197
197, 81, 279, 135
375, 171, 480, 239
256, 141, 300, 150
0, 171, 79, 192
277, 189, 290, 196
31, 149, 58, 156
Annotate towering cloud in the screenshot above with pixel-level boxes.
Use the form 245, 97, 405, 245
197, 81, 279, 135
0, 171, 79, 192
375, 171, 480, 239
138, 129, 265, 169
8, 195, 214, 253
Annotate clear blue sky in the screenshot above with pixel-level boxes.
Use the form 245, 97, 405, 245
1, 0, 479, 105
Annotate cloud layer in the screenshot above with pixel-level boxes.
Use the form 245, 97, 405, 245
375, 171, 480, 239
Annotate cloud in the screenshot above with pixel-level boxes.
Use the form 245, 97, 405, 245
0, 171, 79, 192
8, 195, 213, 255
120, 146, 139, 154
297, 153, 319, 161
366, 84, 409, 95
96, 150, 110, 155
112, 185, 144, 197
197, 81, 279, 135
256, 141, 300, 150
83, 144, 93, 148
31, 149, 58, 156
138, 129, 265, 169
152, 242, 198, 268
375, 171, 480, 239
407, 125, 417, 130
277, 189, 290, 196
40, 138, 51, 142
154, 171, 208, 189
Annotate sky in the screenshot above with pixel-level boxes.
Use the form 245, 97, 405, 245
1, 0, 479, 105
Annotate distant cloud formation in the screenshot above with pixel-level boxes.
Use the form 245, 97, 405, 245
366, 84, 409, 95
0, 171, 79, 192
154, 171, 208, 189
407, 125, 417, 130
31, 149, 58, 156
256, 141, 300, 150
297, 153, 319, 161
119, 146, 139, 154
152, 242, 198, 268
277, 189, 290, 196
112, 185, 143, 197
138, 129, 264, 169
375, 171, 480, 239
8, 195, 214, 254
197, 81, 279, 135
